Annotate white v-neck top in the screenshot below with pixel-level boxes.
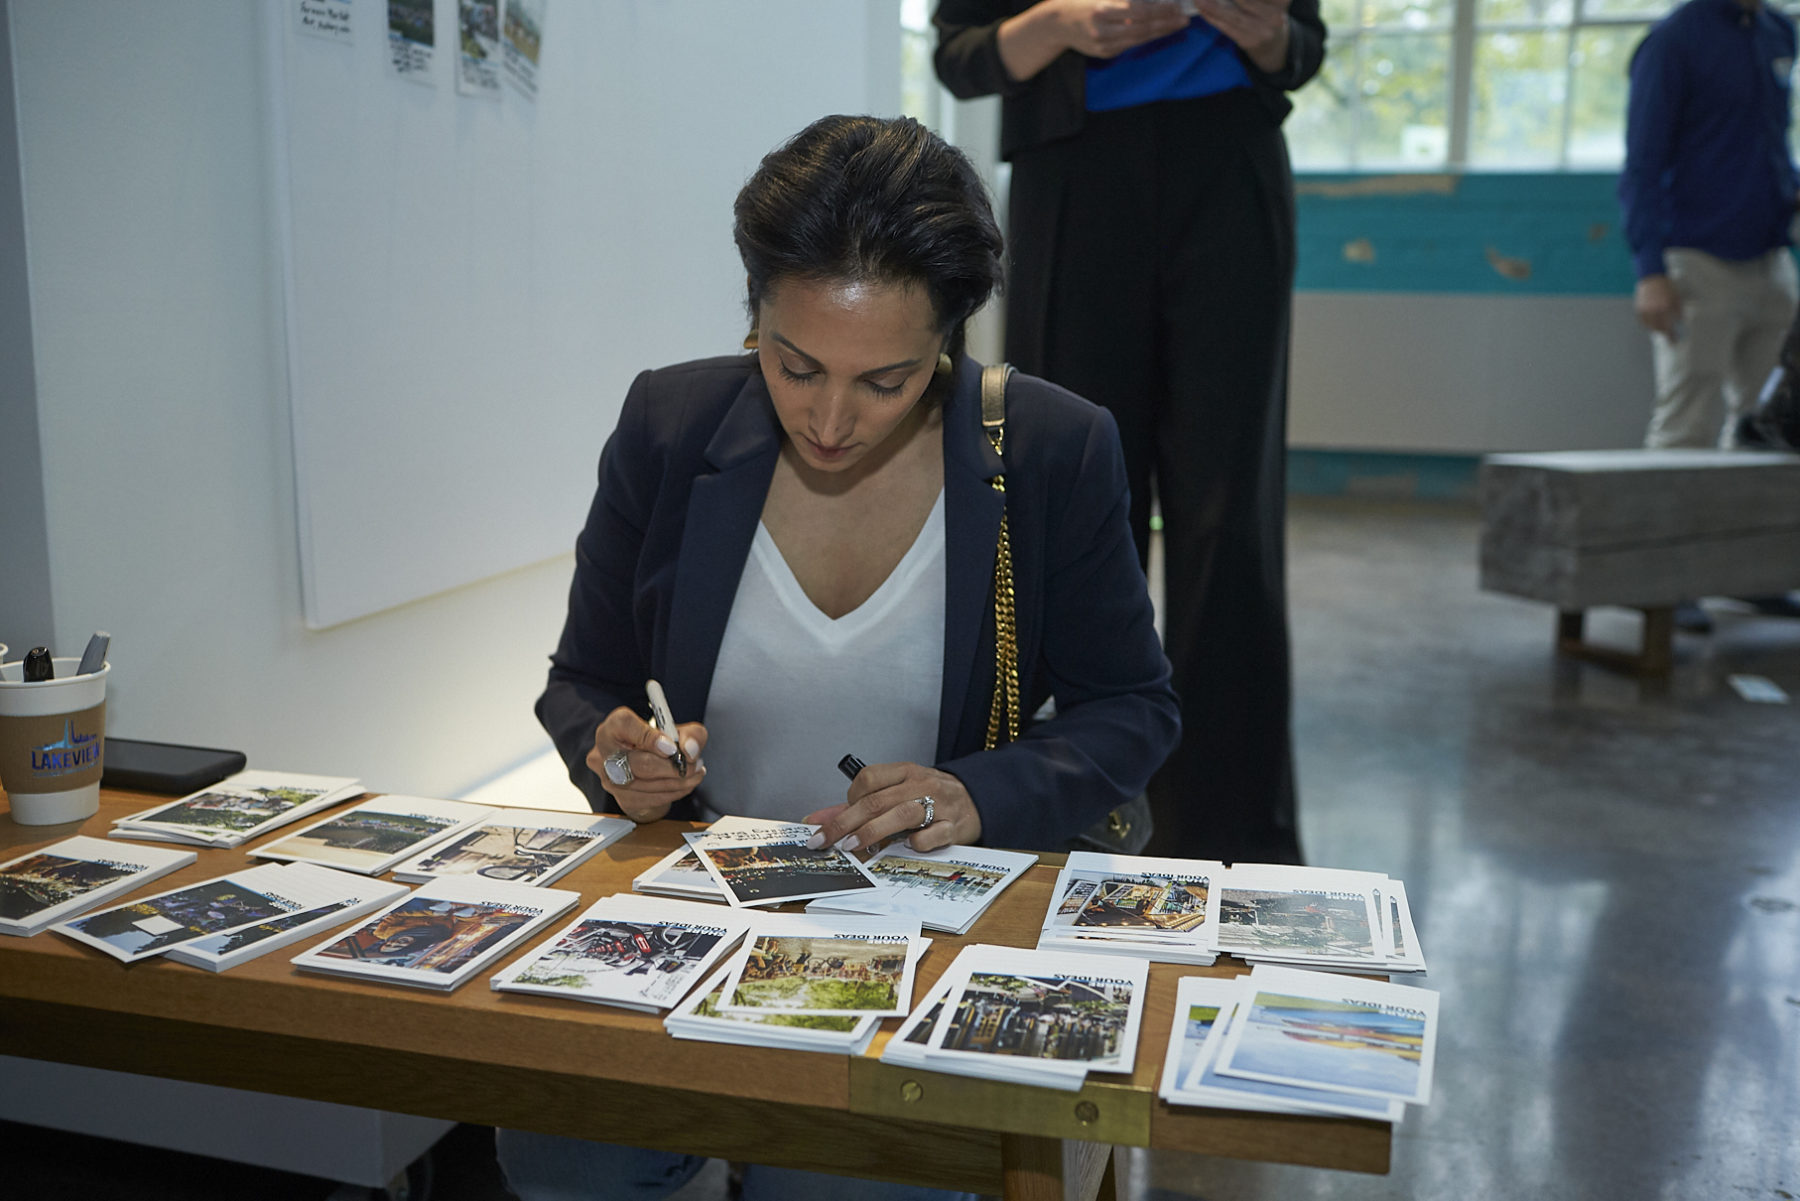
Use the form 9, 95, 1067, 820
697, 490, 947, 822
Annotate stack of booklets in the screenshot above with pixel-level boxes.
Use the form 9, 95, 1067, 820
0, 836, 197, 937
633, 841, 725, 902
53, 860, 363, 964
491, 894, 752, 1013
1379, 879, 1427, 974
165, 863, 409, 972
1037, 852, 1223, 965
882, 944, 1148, 1092
632, 815, 787, 902
1159, 965, 1438, 1118
806, 843, 1037, 934
109, 770, 363, 848
665, 913, 927, 1052
685, 821, 882, 909
664, 965, 882, 1055
1215, 864, 1425, 974
291, 876, 579, 992
389, 809, 632, 886
249, 795, 493, 876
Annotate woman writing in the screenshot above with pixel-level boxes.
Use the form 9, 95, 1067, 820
507, 114, 1177, 1199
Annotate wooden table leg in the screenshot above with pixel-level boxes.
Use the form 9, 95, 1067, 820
1638, 606, 1674, 676
1000, 1134, 1116, 1201
1097, 1146, 1119, 1201
1553, 606, 1675, 678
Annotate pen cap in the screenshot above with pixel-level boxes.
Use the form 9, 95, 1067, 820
645, 679, 674, 717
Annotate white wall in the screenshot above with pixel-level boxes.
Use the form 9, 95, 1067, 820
276, 2, 900, 629
1290, 292, 1655, 453
9, 1, 901, 799
0, 2, 51, 657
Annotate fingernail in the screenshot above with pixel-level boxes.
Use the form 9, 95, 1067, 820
834, 834, 860, 853
654, 735, 678, 756
683, 738, 700, 759
804, 833, 824, 849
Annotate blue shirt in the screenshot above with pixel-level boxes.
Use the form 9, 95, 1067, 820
1085, 19, 1251, 112
1619, 0, 1799, 278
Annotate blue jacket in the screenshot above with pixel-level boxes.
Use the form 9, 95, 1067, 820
536, 353, 1181, 851
1619, 0, 1799, 278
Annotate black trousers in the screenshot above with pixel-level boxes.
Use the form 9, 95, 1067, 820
1005, 88, 1301, 864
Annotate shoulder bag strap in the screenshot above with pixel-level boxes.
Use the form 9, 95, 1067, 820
980, 364, 1020, 750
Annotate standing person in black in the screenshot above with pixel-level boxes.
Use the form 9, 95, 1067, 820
933, 0, 1323, 866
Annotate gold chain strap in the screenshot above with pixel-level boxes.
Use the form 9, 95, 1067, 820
982, 366, 1020, 751
985, 506, 1020, 749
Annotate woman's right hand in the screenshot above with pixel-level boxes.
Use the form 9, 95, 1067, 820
587, 707, 708, 823
1000, 1, 1190, 81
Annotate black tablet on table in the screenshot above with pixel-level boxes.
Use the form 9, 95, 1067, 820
102, 738, 246, 795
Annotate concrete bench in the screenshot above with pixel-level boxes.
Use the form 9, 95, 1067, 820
1479, 449, 1800, 675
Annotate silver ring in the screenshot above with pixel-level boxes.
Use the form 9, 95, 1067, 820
603, 749, 634, 787
916, 796, 936, 829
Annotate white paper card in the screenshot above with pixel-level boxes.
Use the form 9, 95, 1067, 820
714, 914, 925, 1018
1212, 965, 1439, 1107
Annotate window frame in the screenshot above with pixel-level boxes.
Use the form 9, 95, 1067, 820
1309, 0, 1679, 171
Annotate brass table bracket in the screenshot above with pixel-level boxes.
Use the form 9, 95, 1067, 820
850, 1058, 1151, 1147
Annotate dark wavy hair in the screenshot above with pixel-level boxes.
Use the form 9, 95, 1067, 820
733, 115, 1004, 361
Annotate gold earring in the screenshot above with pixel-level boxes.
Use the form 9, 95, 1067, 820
743, 330, 759, 350
936, 352, 953, 376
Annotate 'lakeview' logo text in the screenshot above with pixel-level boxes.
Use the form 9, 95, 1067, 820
32, 720, 100, 777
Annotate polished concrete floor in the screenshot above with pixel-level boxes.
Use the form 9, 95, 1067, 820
1128, 496, 1800, 1201
7, 495, 1799, 1200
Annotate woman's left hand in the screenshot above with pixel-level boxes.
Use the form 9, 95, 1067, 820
803, 761, 981, 854
1194, 0, 1290, 74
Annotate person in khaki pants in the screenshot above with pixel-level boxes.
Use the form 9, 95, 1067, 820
1645, 248, 1798, 450
1619, 0, 1800, 628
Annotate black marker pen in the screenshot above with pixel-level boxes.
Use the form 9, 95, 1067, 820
808, 754, 870, 851
23, 647, 53, 682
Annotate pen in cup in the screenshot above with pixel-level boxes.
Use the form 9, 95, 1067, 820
23, 647, 53, 682
77, 632, 110, 676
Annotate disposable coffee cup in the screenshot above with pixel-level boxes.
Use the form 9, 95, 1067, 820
0, 656, 109, 825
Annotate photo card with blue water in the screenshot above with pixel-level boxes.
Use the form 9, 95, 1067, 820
1212, 964, 1439, 1107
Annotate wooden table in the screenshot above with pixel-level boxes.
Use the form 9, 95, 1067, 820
0, 791, 1390, 1200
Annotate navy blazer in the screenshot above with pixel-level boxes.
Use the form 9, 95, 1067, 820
536, 353, 1180, 851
